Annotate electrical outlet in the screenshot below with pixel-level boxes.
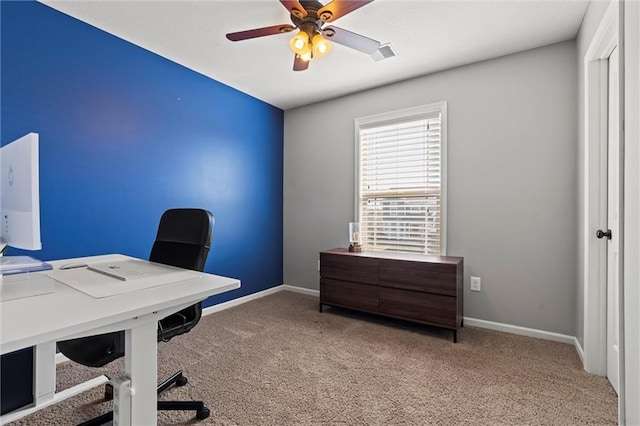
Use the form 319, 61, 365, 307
470, 276, 481, 292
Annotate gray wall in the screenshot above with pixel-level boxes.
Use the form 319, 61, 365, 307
284, 41, 578, 335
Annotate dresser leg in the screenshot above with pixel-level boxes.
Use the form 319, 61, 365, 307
453, 330, 458, 343
319, 302, 323, 313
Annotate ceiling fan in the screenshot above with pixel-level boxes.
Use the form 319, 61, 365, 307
226, 0, 381, 71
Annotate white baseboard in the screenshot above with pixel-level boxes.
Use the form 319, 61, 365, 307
202, 285, 285, 316
202, 284, 320, 317
280, 284, 319, 297
574, 337, 585, 365
201, 285, 585, 366
462, 317, 575, 345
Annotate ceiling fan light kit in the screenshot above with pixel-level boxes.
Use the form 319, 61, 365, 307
289, 30, 331, 62
226, 0, 382, 71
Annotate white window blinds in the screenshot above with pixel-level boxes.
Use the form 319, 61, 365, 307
356, 103, 446, 255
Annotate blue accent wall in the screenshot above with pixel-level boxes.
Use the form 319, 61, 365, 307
1, 1, 284, 306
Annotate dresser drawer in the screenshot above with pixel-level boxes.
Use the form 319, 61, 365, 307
320, 252, 378, 285
379, 259, 457, 296
379, 287, 457, 329
320, 278, 379, 312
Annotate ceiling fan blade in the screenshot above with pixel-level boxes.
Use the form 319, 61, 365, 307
322, 25, 380, 55
280, 0, 308, 18
226, 24, 295, 41
317, 0, 374, 22
293, 54, 309, 71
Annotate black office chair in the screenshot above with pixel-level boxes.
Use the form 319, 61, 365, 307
57, 208, 214, 425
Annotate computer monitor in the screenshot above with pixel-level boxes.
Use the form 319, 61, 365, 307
0, 133, 42, 251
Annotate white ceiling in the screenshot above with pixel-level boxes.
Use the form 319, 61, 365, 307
39, 0, 589, 110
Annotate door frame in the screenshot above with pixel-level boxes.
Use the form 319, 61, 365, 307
583, 0, 624, 419
622, 1, 640, 423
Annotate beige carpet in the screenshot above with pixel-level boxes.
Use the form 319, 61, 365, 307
9, 291, 617, 425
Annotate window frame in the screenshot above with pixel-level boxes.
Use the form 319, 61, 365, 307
354, 102, 448, 255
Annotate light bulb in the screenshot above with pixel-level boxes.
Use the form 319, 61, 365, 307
289, 31, 309, 55
312, 33, 332, 58
300, 50, 312, 62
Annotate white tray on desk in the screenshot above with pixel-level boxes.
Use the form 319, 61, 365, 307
48, 259, 200, 298
0, 274, 55, 302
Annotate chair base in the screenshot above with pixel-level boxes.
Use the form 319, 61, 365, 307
157, 370, 211, 420
77, 370, 209, 425
157, 370, 189, 393
158, 400, 210, 420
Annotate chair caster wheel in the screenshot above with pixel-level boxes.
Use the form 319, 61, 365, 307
196, 407, 210, 420
176, 376, 188, 386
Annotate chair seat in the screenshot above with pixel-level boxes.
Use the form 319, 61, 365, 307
57, 333, 124, 368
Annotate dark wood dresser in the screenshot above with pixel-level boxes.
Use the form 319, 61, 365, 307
319, 248, 464, 342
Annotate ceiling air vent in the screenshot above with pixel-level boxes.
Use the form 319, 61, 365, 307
371, 43, 397, 62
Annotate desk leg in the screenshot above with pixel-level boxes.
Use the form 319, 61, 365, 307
123, 321, 157, 426
33, 342, 56, 405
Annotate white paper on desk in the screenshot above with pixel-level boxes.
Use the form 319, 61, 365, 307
48, 262, 200, 298
0, 274, 56, 302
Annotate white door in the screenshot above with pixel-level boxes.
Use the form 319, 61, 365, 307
605, 46, 620, 395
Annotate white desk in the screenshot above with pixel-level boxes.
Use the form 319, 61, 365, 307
0, 254, 240, 425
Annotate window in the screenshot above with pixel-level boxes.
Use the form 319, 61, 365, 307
355, 102, 447, 255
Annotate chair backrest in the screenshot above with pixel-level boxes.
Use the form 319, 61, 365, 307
57, 208, 214, 367
153, 209, 214, 341
149, 208, 213, 271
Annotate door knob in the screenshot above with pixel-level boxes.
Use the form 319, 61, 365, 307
596, 229, 612, 239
